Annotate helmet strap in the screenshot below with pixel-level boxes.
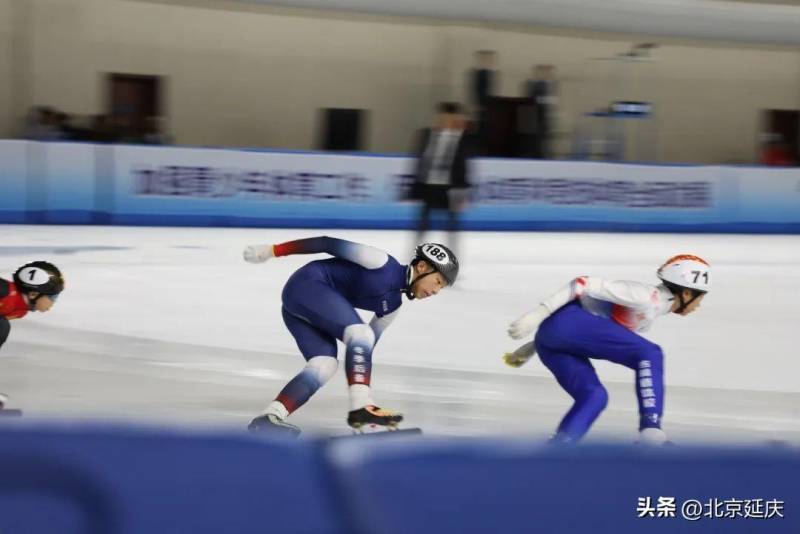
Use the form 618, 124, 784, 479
672, 288, 703, 314
404, 262, 436, 300
25, 292, 43, 310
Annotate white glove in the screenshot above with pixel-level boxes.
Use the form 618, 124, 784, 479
638, 427, 668, 446
502, 341, 536, 368
243, 244, 275, 264
507, 305, 550, 340
0, 392, 8, 409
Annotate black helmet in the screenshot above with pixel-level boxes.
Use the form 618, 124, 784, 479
412, 243, 459, 286
13, 261, 65, 296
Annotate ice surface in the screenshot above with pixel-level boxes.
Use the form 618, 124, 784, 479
1, 225, 798, 444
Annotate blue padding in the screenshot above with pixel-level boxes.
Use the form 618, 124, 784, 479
0, 423, 345, 534
330, 439, 800, 534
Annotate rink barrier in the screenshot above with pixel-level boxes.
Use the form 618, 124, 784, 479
330, 438, 800, 534
0, 424, 798, 534
1, 140, 800, 233
0, 424, 348, 534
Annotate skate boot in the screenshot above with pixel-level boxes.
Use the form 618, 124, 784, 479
248, 414, 301, 437
347, 405, 404, 432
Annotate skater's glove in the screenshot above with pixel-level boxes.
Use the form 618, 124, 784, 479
502, 341, 536, 368
0, 392, 7, 409
507, 305, 549, 340
243, 244, 275, 264
503, 351, 534, 368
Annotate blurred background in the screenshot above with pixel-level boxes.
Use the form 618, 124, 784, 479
1, 1, 800, 533
3, 0, 800, 164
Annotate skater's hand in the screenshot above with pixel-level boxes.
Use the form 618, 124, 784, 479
0, 392, 7, 409
507, 305, 549, 340
243, 244, 275, 264
503, 351, 534, 368
502, 341, 536, 368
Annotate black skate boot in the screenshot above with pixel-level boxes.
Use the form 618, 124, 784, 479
347, 405, 404, 431
248, 414, 301, 437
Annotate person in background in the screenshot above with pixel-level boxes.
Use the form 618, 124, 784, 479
469, 50, 497, 152
408, 102, 472, 257
524, 64, 558, 159
761, 133, 796, 166
142, 116, 172, 145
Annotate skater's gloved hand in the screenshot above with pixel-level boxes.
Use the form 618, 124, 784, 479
508, 305, 549, 340
243, 244, 275, 264
0, 393, 7, 409
502, 341, 536, 368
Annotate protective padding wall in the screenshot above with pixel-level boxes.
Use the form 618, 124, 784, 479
2, 141, 799, 233
0, 424, 798, 534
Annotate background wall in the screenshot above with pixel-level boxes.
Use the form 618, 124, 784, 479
3, 0, 800, 162
0, 0, 14, 139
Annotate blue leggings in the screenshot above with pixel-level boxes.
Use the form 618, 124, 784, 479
535, 302, 664, 441
276, 264, 371, 414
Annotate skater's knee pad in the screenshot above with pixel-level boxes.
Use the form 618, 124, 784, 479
305, 356, 338, 385
343, 323, 375, 350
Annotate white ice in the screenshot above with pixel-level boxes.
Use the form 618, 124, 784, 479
1, 224, 798, 445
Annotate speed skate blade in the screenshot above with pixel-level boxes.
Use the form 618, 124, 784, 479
332, 427, 423, 440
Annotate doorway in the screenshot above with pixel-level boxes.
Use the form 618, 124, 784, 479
106, 73, 163, 140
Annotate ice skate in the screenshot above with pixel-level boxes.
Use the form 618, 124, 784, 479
347, 405, 404, 432
247, 414, 301, 437
0, 394, 22, 417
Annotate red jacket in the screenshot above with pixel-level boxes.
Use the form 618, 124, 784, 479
0, 279, 29, 319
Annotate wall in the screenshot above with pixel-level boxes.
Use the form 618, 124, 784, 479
0, 0, 13, 138
3, 141, 800, 233
4, 0, 800, 162
438, 24, 800, 163
21, 0, 440, 152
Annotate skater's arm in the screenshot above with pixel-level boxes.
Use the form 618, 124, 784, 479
0, 279, 9, 298
508, 279, 580, 340
369, 309, 400, 342
244, 237, 388, 269
579, 278, 656, 309
502, 341, 536, 367
508, 276, 635, 340
539, 277, 653, 311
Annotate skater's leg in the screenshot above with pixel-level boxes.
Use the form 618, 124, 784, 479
537, 303, 665, 431
268, 307, 339, 416
340, 322, 404, 428
281, 276, 363, 341
282, 278, 388, 414
0, 316, 9, 348
537, 346, 608, 441
0, 317, 9, 409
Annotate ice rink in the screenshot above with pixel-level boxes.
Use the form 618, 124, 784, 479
1, 224, 798, 445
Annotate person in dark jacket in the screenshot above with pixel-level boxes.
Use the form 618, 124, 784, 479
408, 102, 473, 256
